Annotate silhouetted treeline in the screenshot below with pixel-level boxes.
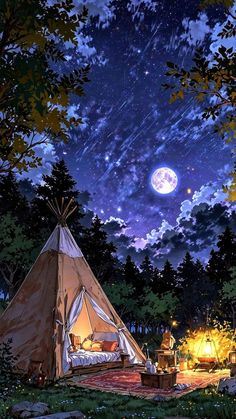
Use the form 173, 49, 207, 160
0, 160, 236, 336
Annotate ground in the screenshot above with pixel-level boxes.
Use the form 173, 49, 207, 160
1, 383, 236, 419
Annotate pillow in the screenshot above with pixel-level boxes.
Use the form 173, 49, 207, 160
82, 339, 93, 351
90, 341, 103, 352
102, 340, 118, 352
93, 332, 118, 341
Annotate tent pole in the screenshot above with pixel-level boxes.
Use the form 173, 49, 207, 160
84, 294, 93, 337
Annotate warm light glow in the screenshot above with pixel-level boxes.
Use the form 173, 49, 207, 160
187, 188, 192, 194
229, 350, 236, 364
203, 337, 213, 356
178, 326, 233, 363
172, 320, 178, 327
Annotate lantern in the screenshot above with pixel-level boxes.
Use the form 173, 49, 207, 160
203, 335, 213, 357
229, 346, 236, 377
229, 347, 236, 364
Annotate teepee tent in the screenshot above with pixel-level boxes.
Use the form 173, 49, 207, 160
0, 199, 145, 379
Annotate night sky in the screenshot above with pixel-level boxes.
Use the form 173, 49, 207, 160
23, 0, 235, 264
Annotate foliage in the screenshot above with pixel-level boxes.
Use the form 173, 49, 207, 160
0, 299, 7, 315
79, 215, 117, 283
223, 163, 236, 201
1, 381, 236, 419
0, 339, 18, 401
177, 253, 215, 329
207, 227, 236, 287
139, 255, 154, 288
31, 159, 83, 240
141, 290, 178, 324
164, 1, 236, 199
164, 45, 236, 138
222, 267, 236, 301
0, 172, 30, 221
0, 0, 89, 174
0, 213, 34, 299
123, 255, 141, 297
103, 281, 135, 319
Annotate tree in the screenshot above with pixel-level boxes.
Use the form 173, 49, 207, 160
159, 260, 177, 294
164, 0, 236, 198
177, 252, 211, 329
103, 281, 135, 322
140, 256, 154, 286
0, 213, 35, 299
79, 215, 117, 284
151, 267, 161, 294
222, 268, 236, 329
31, 159, 83, 240
141, 290, 178, 328
177, 252, 196, 286
207, 228, 236, 326
0, 0, 89, 174
207, 227, 236, 287
123, 255, 142, 296
0, 172, 30, 221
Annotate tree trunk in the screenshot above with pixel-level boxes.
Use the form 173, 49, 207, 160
0, 267, 16, 301
8, 284, 15, 301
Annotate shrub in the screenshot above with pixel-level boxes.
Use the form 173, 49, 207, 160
0, 339, 18, 400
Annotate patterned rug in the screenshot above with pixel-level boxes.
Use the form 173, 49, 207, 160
69, 368, 229, 400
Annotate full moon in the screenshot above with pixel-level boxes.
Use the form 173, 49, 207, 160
151, 167, 178, 194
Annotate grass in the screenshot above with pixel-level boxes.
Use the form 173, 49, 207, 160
1, 383, 236, 419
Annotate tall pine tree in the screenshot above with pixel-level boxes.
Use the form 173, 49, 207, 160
207, 227, 236, 287
139, 255, 154, 289
160, 260, 177, 294
0, 172, 29, 221
177, 252, 200, 329
207, 228, 236, 327
123, 255, 140, 285
31, 159, 83, 240
79, 215, 117, 284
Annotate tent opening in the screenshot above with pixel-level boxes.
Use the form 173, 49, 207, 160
70, 293, 117, 343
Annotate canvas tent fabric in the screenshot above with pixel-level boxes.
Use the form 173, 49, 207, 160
0, 224, 145, 379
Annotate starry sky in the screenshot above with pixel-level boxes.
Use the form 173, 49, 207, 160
53, 0, 233, 240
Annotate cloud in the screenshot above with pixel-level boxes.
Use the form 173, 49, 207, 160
153, 202, 236, 267
104, 216, 128, 235
178, 183, 229, 221
114, 172, 236, 268
181, 13, 211, 46
17, 140, 57, 184
209, 3, 236, 54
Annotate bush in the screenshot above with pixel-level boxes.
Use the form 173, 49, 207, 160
0, 339, 18, 400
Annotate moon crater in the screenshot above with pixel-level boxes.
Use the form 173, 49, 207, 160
151, 167, 178, 194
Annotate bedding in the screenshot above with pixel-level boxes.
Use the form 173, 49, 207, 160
69, 349, 121, 368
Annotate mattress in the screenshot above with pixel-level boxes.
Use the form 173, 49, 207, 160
69, 349, 121, 368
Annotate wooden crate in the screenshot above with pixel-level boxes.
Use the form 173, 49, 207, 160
140, 372, 177, 389
155, 350, 178, 369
